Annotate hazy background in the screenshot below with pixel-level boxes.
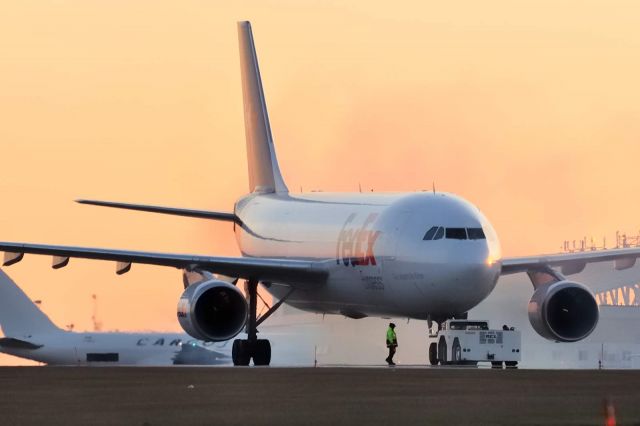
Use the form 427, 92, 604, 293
1, 0, 640, 364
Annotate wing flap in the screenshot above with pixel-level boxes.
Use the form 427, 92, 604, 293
614, 257, 636, 271
52, 256, 70, 269
0, 242, 329, 288
3, 252, 24, 267
116, 261, 132, 275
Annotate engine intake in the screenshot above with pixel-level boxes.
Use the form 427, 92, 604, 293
528, 280, 599, 342
177, 280, 248, 342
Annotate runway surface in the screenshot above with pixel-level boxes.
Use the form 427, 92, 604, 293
0, 366, 638, 425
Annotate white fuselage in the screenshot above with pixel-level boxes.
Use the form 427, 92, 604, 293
1, 332, 231, 365
235, 192, 502, 320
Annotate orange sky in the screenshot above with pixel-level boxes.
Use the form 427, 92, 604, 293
1, 0, 640, 364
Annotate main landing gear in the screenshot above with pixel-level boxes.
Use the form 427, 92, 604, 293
232, 280, 293, 366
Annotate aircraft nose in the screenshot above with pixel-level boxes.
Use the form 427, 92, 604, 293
457, 258, 500, 285
448, 242, 500, 298
453, 238, 491, 266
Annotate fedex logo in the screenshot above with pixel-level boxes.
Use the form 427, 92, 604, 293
336, 213, 381, 267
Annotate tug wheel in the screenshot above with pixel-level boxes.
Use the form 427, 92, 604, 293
429, 342, 438, 365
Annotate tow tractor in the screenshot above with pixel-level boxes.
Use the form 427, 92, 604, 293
428, 319, 521, 368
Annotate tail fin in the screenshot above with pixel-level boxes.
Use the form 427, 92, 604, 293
0, 269, 61, 337
237, 21, 289, 194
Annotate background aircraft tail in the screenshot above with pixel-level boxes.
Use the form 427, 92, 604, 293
0, 269, 61, 337
237, 21, 289, 194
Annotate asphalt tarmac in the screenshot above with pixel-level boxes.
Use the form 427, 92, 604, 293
0, 366, 638, 425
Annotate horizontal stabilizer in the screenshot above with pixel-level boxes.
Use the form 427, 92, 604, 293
0, 337, 42, 350
76, 199, 237, 222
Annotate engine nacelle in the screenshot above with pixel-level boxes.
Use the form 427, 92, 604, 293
177, 280, 248, 342
528, 280, 599, 342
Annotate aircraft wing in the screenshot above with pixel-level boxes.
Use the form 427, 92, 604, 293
501, 247, 640, 276
0, 242, 329, 288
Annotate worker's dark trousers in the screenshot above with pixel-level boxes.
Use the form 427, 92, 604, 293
386, 346, 396, 363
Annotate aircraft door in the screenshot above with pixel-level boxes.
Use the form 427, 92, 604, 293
382, 210, 413, 303
382, 210, 413, 265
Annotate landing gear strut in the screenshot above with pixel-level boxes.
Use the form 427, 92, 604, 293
232, 280, 269, 365
232, 280, 293, 366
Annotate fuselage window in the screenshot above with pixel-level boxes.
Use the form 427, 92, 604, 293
445, 228, 467, 240
423, 226, 438, 240
467, 228, 486, 240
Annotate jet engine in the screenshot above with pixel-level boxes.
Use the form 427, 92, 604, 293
528, 280, 599, 342
177, 280, 248, 342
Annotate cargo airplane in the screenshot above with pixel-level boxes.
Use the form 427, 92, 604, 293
0, 269, 231, 365
2, 21, 639, 366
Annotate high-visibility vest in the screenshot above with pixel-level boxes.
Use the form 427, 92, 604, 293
386, 327, 397, 345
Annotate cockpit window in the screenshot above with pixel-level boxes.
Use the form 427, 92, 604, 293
426, 227, 484, 241
445, 228, 467, 240
434, 227, 444, 240
423, 226, 438, 240
467, 228, 486, 240
424, 226, 445, 240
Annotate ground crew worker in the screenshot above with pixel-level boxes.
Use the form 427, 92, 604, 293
385, 323, 397, 366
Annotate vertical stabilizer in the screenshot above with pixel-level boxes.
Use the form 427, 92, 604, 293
0, 269, 61, 337
238, 21, 289, 194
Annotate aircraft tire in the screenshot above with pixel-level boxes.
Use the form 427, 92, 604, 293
452, 338, 462, 364
232, 339, 251, 366
428, 342, 438, 365
438, 336, 448, 365
253, 339, 271, 366
491, 361, 503, 369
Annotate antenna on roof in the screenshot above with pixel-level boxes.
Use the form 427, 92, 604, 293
432, 181, 436, 194
358, 183, 362, 193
